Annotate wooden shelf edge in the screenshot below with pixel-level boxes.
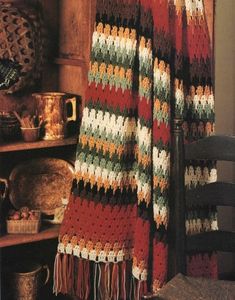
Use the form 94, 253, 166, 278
54, 57, 87, 67
0, 135, 78, 153
0, 224, 60, 248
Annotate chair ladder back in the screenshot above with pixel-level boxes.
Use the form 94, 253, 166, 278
185, 135, 235, 161
186, 182, 235, 207
187, 231, 235, 253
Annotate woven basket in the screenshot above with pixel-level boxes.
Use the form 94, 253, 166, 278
0, 3, 46, 93
7, 211, 41, 234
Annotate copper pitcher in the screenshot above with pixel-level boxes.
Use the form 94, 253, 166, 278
4, 261, 50, 300
32, 92, 76, 140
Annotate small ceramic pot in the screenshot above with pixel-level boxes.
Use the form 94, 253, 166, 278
21, 127, 40, 142
0, 111, 20, 141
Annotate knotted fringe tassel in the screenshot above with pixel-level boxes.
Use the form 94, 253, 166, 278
120, 261, 126, 300
76, 258, 90, 300
98, 263, 107, 300
126, 260, 133, 299
53, 252, 62, 295
105, 263, 111, 298
84, 259, 91, 300
67, 254, 75, 295
133, 277, 147, 300
76, 258, 84, 299
139, 280, 147, 298
61, 254, 68, 294
111, 263, 119, 300
93, 263, 98, 300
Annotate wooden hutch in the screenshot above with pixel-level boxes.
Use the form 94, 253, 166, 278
0, 0, 95, 298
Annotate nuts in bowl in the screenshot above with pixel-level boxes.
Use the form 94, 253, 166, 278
7, 206, 41, 234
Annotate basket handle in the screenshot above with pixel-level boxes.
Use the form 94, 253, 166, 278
42, 265, 50, 285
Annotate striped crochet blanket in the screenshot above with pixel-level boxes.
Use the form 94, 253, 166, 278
54, 1, 216, 299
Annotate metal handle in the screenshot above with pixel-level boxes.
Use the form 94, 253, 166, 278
66, 97, 76, 122
0, 178, 8, 199
42, 265, 50, 285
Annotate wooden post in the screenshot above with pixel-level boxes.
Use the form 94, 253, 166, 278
172, 118, 186, 275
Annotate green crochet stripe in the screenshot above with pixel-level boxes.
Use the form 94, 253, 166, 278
153, 166, 169, 178
153, 109, 169, 124
136, 162, 151, 174
88, 70, 132, 91
153, 194, 169, 209
139, 85, 152, 101
186, 106, 215, 121
91, 42, 136, 68
153, 82, 170, 103
152, 140, 170, 151
139, 57, 152, 78
186, 208, 217, 221
137, 116, 152, 128
136, 171, 151, 187
153, 186, 169, 199
76, 152, 135, 173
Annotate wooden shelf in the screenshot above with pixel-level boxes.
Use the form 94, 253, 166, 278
54, 57, 87, 67
0, 224, 60, 248
0, 135, 77, 153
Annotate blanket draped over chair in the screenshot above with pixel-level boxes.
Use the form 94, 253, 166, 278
54, 0, 216, 299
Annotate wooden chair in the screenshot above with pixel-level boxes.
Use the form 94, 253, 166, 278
142, 118, 235, 299
172, 118, 235, 276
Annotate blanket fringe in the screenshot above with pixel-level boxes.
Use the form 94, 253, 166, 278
76, 257, 90, 299
68, 254, 75, 294
53, 253, 146, 300
133, 278, 147, 300
53, 252, 62, 295
61, 253, 68, 294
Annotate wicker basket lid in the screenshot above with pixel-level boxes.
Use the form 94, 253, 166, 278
0, 3, 45, 93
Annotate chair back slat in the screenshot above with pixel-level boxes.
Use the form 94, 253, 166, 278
185, 135, 235, 161
187, 231, 235, 252
186, 182, 235, 207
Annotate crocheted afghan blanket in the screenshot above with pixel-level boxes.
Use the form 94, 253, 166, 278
54, 0, 216, 299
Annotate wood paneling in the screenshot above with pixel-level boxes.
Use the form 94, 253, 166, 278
57, 0, 96, 103
59, 0, 94, 61
58, 65, 86, 104
39, 0, 59, 92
